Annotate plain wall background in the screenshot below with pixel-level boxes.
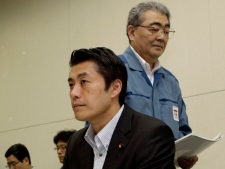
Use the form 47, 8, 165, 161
0, 0, 224, 168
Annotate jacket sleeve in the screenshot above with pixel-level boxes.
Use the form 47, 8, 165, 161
137, 123, 176, 169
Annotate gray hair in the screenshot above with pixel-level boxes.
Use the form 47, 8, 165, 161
127, 1, 171, 38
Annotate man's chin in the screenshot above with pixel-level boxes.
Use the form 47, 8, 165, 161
75, 116, 87, 122
74, 113, 88, 121
151, 48, 164, 55
59, 157, 64, 163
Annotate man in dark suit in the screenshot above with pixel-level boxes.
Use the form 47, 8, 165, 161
63, 47, 175, 169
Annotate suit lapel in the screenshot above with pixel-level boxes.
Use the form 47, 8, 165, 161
80, 141, 94, 169
103, 105, 133, 169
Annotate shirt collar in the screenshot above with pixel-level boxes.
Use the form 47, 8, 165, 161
85, 105, 124, 150
129, 45, 161, 73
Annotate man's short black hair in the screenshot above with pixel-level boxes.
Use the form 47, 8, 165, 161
5, 143, 31, 164
53, 130, 76, 144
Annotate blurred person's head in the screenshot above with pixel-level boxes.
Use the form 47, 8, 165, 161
5, 143, 32, 169
53, 130, 76, 163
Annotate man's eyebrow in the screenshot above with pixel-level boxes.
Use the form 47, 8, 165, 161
77, 72, 89, 79
149, 22, 170, 28
67, 72, 89, 82
67, 77, 73, 82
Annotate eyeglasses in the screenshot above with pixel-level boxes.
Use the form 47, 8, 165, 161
5, 161, 20, 168
135, 25, 175, 39
54, 145, 67, 151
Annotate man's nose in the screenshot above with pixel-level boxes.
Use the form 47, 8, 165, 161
57, 148, 63, 153
156, 29, 167, 39
70, 85, 81, 99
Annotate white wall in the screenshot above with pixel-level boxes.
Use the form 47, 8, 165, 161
0, 0, 224, 168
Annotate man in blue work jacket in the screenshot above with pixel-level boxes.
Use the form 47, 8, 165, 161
119, 1, 198, 169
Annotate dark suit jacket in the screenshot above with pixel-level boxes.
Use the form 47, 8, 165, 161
63, 104, 175, 169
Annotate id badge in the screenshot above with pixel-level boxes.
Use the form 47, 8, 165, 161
173, 106, 179, 122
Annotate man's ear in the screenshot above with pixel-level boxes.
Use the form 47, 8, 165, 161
127, 25, 136, 41
23, 157, 30, 165
111, 79, 122, 98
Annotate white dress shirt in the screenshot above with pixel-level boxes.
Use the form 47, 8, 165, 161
84, 105, 124, 169
130, 46, 161, 85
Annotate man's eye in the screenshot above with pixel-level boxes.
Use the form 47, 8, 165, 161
81, 80, 87, 84
164, 30, 170, 35
11, 162, 18, 165
150, 28, 159, 33
69, 83, 74, 88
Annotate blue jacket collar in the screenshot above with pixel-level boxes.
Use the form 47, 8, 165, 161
123, 46, 169, 76
123, 47, 144, 71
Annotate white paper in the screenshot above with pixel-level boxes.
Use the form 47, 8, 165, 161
175, 132, 223, 159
